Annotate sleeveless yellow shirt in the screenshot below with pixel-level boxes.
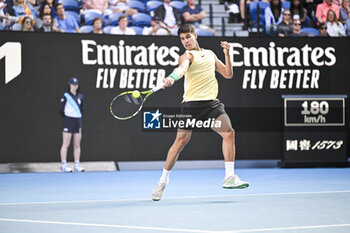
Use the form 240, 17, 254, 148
183, 49, 218, 102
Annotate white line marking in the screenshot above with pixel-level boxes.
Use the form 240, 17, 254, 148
0, 190, 349, 206
223, 223, 350, 232
0, 218, 349, 233
0, 218, 216, 233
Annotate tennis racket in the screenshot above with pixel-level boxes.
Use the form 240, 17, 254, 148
110, 85, 163, 120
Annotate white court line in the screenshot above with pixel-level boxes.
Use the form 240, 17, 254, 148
0, 218, 216, 233
0, 190, 349, 206
0, 218, 349, 233
223, 223, 350, 232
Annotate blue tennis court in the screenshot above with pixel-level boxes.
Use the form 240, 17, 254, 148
0, 168, 350, 233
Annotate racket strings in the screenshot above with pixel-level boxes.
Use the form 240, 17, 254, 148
111, 93, 144, 119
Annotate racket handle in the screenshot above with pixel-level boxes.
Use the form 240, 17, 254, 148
151, 85, 163, 93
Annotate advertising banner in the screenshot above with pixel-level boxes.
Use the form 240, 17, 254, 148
0, 32, 349, 163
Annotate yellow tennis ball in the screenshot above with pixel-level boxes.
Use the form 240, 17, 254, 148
132, 90, 140, 98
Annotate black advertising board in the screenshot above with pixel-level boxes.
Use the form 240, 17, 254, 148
281, 95, 348, 167
0, 31, 349, 163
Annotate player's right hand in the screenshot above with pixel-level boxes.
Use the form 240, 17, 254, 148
163, 77, 175, 89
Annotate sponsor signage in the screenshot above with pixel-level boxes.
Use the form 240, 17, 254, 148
0, 32, 349, 163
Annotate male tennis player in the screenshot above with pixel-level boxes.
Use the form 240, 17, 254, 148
152, 24, 249, 201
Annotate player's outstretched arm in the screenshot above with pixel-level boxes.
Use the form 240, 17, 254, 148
214, 41, 233, 79
163, 53, 192, 88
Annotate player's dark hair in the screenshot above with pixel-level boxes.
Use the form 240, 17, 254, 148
177, 24, 196, 35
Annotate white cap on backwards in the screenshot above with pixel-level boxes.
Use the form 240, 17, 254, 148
293, 14, 300, 20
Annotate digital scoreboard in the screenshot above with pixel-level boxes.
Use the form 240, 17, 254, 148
281, 95, 348, 167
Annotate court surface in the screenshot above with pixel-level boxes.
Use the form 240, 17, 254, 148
0, 168, 350, 233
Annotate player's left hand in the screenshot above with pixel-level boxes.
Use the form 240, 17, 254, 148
220, 41, 230, 56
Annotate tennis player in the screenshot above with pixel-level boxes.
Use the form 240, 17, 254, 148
152, 24, 249, 201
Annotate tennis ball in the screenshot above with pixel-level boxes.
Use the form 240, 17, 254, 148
132, 90, 140, 98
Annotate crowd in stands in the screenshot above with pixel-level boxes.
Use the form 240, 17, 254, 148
0, 0, 349, 36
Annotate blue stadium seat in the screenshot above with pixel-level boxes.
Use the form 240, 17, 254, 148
128, 1, 146, 12
132, 13, 152, 26
146, 0, 162, 13
65, 10, 81, 25
170, 1, 186, 13
107, 12, 123, 26
59, 0, 79, 12
80, 25, 94, 33
282, 1, 290, 9
103, 25, 113, 34
83, 12, 103, 25
249, 1, 269, 27
196, 28, 213, 36
300, 27, 320, 36
129, 26, 144, 35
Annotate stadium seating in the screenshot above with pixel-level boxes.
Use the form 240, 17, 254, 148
103, 25, 113, 34
300, 27, 320, 36
249, 1, 270, 28
107, 12, 123, 26
130, 26, 144, 35
196, 28, 214, 36
132, 13, 152, 27
146, 0, 163, 13
80, 25, 94, 33
128, 1, 146, 12
83, 12, 103, 25
59, 0, 79, 12
282, 1, 290, 9
170, 1, 186, 14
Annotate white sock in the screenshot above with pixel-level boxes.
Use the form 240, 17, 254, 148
159, 168, 171, 183
61, 161, 67, 166
74, 161, 80, 167
225, 162, 235, 179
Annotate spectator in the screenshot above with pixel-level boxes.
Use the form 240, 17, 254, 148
59, 77, 85, 173
265, 0, 284, 34
303, 0, 323, 21
56, 3, 80, 33
339, 0, 349, 23
41, 0, 57, 17
110, 14, 135, 34
224, 0, 241, 23
345, 18, 350, 35
326, 9, 346, 35
142, 15, 172, 35
92, 16, 103, 33
37, 13, 54, 31
290, 0, 308, 26
155, 0, 181, 33
182, 0, 215, 34
277, 9, 293, 36
35, 2, 58, 30
83, 0, 108, 15
108, 0, 137, 16
318, 21, 330, 35
12, 0, 38, 22
21, 15, 34, 30
288, 17, 309, 36
316, 0, 340, 24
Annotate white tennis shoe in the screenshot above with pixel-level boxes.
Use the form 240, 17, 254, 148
61, 165, 72, 173
74, 164, 85, 172
152, 179, 169, 201
223, 175, 249, 189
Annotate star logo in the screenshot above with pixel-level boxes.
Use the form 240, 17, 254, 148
150, 109, 162, 122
